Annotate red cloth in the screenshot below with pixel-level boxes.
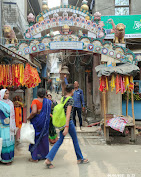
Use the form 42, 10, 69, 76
99, 76, 106, 92
116, 75, 120, 94
31, 99, 43, 111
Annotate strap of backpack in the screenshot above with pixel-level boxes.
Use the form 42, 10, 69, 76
61, 97, 64, 103
61, 96, 72, 105
64, 96, 72, 105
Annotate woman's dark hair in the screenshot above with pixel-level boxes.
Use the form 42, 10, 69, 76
65, 84, 74, 93
47, 94, 52, 98
37, 88, 46, 98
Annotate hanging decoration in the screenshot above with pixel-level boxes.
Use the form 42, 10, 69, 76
0, 63, 41, 88
99, 75, 134, 93
23, 63, 41, 88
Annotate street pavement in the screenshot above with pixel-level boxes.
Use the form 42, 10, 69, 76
0, 137, 141, 177
0, 91, 140, 177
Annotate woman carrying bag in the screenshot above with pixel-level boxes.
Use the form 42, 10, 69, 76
44, 84, 89, 169
0, 89, 16, 165
27, 88, 51, 162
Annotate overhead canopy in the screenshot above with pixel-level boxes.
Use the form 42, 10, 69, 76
95, 63, 140, 77
0, 44, 37, 67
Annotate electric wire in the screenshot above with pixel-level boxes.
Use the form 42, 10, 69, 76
76, 0, 80, 7
27, 0, 36, 16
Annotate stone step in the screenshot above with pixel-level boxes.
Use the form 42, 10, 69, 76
76, 126, 102, 136
56, 126, 102, 136
65, 136, 104, 140
76, 131, 99, 136
64, 135, 106, 145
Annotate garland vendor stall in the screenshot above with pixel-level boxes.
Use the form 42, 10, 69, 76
95, 63, 139, 143
0, 44, 41, 135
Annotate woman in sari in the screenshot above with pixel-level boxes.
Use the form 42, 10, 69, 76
47, 94, 58, 145
0, 89, 16, 164
27, 88, 51, 162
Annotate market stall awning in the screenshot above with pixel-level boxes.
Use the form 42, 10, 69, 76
95, 63, 140, 77
0, 44, 37, 68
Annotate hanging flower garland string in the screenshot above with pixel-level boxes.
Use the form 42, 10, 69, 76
0, 63, 41, 88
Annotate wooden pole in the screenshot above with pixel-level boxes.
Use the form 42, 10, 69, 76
103, 90, 106, 137
131, 90, 135, 125
126, 91, 129, 116
131, 90, 136, 142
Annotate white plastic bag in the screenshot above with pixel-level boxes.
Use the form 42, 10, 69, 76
0, 138, 2, 160
20, 123, 35, 144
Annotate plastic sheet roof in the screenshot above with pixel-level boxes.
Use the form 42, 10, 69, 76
95, 63, 140, 77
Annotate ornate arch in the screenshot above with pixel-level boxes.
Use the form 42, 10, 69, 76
8, 5, 137, 65
9, 34, 137, 64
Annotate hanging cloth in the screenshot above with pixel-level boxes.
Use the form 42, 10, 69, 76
125, 76, 129, 91
111, 74, 115, 92
106, 77, 109, 91
15, 107, 22, 128
99, 77, 103, 92
116, 74, 120, 94
99, 76, 106, 92
120, 76, 124, 94
129, 76, 134, 91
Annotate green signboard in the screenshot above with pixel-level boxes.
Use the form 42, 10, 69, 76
101, 15, 141, 38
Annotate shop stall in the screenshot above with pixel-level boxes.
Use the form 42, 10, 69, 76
95, 63, 139, 143
0, 44, 41, 138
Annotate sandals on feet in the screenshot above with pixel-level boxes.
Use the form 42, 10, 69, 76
6, 162, 12, 165
46, 163, 54, 169
77, 159, 89, 164
29, 158, 38, 163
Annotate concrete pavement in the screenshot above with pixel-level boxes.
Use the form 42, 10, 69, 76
1, 91, 140, 177
0, 137, 141, 177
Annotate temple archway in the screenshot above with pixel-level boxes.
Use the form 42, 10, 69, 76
7, 1, 138, 120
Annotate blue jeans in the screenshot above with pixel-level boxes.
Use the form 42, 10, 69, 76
46, 120, 83, 161
73, 107, 82, 127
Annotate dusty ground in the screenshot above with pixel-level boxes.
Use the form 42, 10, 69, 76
1, 92, 140, 177
0, 136, 141, 177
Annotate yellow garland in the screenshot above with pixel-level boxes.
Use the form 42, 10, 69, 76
111, 75, 115, 92
19, 64, 24, 85
106, 77, 109, 91
125, 76, 129, 91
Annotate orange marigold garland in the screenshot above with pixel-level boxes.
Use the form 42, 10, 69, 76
23, 63, 41, 88
0, 63, 40, 88
9, 65, 13, 86
0, 65, 3, 85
